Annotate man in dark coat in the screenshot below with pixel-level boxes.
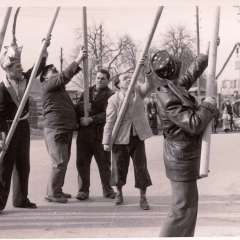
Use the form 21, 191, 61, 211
75, 69, 116, 200
40, 47, 87, 203
0, 38, 50, 212
145, 41, 219, 237
231, 91, 240, 117
146, 96, 158, 135
222, 98, 233, 131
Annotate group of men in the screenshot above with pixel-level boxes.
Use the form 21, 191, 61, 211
0, 34, 219, 237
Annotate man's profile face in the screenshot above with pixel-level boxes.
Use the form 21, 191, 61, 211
234, 92, 238, 97
7, 62, 23, 80
118, 74, 131, 90
95, 72, 109, 90
44, 66, 59, 81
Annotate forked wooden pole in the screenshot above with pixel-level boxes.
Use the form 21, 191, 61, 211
200, 6, 220, 177
82, 6, 89, 117
109, 6, 164, 147
0, 7, 12, 51
0, 7, 61, 161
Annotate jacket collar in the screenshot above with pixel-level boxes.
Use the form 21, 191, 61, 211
3, 75, 26, 107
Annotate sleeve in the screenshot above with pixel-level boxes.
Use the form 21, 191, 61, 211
91, 93, 114, 125
75, 93, 84, 121
159, 92, 218, 135
179, 53, 208, 91
137, 73, 156, 99
91, 106, 107, 125
0, 89, 7, 132
102, 97, 118, 145
24, 56, 48, 79
42, 62, 81, 92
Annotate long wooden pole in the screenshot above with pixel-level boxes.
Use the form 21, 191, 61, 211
199, 6, 220, 177
82, 6, 89, 117
0, 7, 60, 161
196, 6, 200, 97
109, 6, 164, 147
0, 7, 12, 51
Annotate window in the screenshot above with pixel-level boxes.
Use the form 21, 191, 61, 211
222, 80, 228, 89
231, 80, 237, 88
235, 61, 240, 69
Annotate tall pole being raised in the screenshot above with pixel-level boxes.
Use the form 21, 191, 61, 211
109, 6, 164, 147
60, 47, 63, 72
200, 6, 220, 177
196, 6, 200, 97
0, 7, 61, 161
0, 7, 12, 51
82, 6, 89, 118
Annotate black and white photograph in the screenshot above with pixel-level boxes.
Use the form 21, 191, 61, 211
0, 0, 239, 238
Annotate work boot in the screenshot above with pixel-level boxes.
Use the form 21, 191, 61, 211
61, 192, 72, 198
76, 191, 89, 200
104, 191, 117, 198
114, 186, 123, 205
45, 196, 68, 203
15, 198, 37, 208
140, 188, 149, 210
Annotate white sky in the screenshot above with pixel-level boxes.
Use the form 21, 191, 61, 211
1, 0, 240, 84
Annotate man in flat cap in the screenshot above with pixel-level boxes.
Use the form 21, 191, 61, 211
0, 37, 50, 212
145, 39, 219, 237
40, 47, 87, 203
102, 57, 153, 210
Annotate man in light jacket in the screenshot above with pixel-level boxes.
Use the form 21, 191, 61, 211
102, 58, 154, 210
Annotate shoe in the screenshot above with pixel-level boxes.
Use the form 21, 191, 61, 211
104, 191, 117, 198
61, 192, 72, 198
140, 196, 149, 210
45, 196, 68, 203
114, 192, 123, 205
76, 192, 89, 200
15, 198, 37, 209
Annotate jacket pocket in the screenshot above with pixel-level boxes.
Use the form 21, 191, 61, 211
170, 141, 201, 160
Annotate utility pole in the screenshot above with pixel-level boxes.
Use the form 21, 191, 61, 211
99, 24, 103, 70
196, 6, 200, 97
60, 47, 63, 72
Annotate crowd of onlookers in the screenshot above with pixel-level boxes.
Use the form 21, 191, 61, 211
147, 90, 240, 135
198, 90, 240, 134
213, 90, 240, 133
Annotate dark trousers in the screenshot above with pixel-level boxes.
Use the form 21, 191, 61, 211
76, 127, 114, 195
44, 128, 73, 197
0, 120, 30, 210
160, 180, 198, 237
111, 135, 152, 189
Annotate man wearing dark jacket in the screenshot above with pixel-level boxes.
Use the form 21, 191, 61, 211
146, 41, 219, 237
146, 96, 158, 135
0, 38, 50, 212
75, 69, 116, 200
41, 47, 87, 203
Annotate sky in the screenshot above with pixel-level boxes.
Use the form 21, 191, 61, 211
1, 0, 240, 89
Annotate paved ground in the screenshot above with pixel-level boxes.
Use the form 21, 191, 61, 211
0, 130, 240, 238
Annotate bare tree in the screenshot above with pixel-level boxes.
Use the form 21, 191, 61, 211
71, 23, 141, 91
160, 24, 196, 75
